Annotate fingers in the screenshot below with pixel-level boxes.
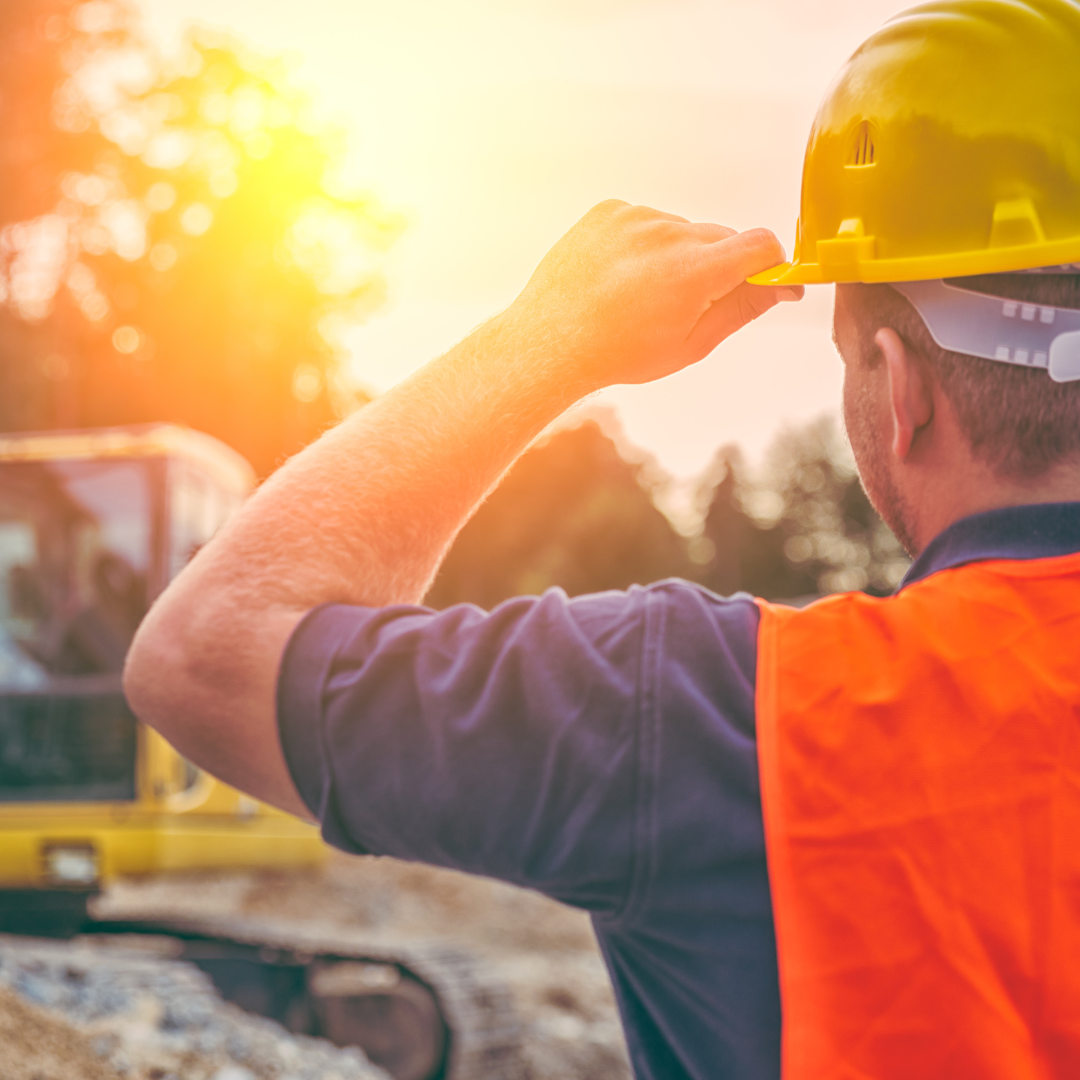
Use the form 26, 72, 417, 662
596, 201, 689, 225
685, 222, 739, 244
685, 281, 801, 359
695, 228, 789, 300
651, 210, 694, 225
585, 200, 746, 260
545, 204, 799, 378
625, 207, 735, 239
588, 199, 733, 235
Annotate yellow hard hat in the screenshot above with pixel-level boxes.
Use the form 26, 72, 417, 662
750, 0, 1080, 287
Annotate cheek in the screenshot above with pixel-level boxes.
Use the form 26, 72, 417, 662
841, 367, 867, 451
841, 368, 856, 440
842, 366, 884, 473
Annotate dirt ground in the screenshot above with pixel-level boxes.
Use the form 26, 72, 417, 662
0, 984, 122, 1080
94, 852, 632, 1080
0, 933, 388, 1080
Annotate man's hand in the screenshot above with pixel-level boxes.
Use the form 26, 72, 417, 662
507, 200, 799, 390
124, 201, 798, 818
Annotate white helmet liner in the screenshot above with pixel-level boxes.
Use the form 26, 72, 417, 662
893, 279, 1080, 383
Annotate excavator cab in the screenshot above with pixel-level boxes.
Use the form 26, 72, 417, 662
0, 425, 325, 930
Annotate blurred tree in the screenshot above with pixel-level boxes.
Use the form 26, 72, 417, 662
0, 1, 96, 227
428, 416, 909, 613
0, 0, 400, 475
426, 420, 695, 609
694, 417, 910, 601
691, 444, 815, 601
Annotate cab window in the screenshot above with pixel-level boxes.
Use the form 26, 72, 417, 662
168, 464, 241, 580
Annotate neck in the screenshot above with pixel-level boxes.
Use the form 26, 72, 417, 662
910, 458, 1080, 554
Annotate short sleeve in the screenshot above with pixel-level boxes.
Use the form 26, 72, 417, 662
276, 588, 648, 915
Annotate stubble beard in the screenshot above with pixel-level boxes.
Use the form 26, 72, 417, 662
843, 381, 922, 559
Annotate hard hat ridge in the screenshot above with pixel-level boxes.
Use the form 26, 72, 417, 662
751, 0, 1080, 287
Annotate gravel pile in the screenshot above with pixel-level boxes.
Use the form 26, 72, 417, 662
97, 854, 634, 1080
0, 936, 390, 1080
0, 983, 120, 1080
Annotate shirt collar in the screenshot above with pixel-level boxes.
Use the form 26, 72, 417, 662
900, 502, 1080, 590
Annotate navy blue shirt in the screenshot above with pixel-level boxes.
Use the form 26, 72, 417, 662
276, 502, 1080, 1080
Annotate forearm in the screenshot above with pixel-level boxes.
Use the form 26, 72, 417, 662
124, 309, 587, 811
196, 308, 587, 615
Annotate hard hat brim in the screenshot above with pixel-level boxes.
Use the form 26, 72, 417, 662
749, 237, 1080, 288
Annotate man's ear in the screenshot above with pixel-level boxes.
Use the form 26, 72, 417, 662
875, 327, 933, 461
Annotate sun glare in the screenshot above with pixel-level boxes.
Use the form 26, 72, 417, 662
2, 0, 914, 476
136, 0, 910, 473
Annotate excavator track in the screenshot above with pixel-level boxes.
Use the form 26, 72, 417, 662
76, 912, 527, 1080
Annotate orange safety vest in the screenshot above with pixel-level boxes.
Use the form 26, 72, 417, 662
755, 551, 1080, 1079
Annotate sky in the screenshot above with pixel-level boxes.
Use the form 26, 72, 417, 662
139, 0, 912, 478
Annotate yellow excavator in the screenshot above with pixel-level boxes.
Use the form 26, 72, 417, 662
0, 424, 522, 1080
0, 424, 323, 907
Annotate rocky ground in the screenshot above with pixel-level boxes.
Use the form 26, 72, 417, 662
0, 936, 387, 1080
2, 854, 632, 1080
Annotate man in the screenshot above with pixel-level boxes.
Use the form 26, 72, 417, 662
126, 1, 1080, 1077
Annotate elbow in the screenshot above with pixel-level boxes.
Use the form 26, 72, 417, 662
124, 580, 223, 754
124, 566, 306, 805
124, 598, 193, 742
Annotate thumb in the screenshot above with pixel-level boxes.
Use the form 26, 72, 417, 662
686, 281, 802, 359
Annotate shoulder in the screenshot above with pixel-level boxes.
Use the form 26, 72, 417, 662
637, 579, 761, 683
614, 577, 762, 634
